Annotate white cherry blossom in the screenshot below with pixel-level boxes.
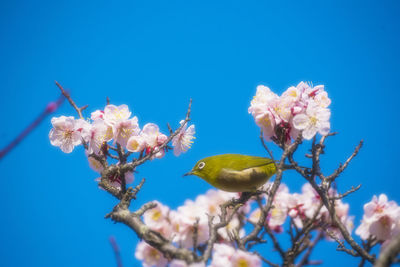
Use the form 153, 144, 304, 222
172, 120, 195, 156
292, 103, 331, 140
49, 116, 86, 153
103, 104, 140, 147
134, 241, 167, 267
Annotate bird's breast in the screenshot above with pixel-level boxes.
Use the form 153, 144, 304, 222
214, 166, 273, 192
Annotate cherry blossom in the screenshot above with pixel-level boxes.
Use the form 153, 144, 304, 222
172, 199, 210, 248
103, 104, 140, 147
292, 103, 331, 140
126, 135, 146, 152
143, 201, 172, 238
90, 109, 104, 120
84, 119, 113, 155
87, 154, 104, 173
135, 241, 168, 267
141, 123, 168, 159
248, 85, 279, 140
172, 120, 196, 156
49, 116, 86, 153
210, 243, 261, 267
356, 194, 400, 241
249, 82, 332, 142
169, 260, 205, 267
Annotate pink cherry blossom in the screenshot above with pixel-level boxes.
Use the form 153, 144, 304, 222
169, 260, 205, 267
231, 249, 262, 267
143, 201, 172, 238
141, 123, 168, 159
103, 104, 140, 147
135, 241, 167, 267
49, 116, 86, 153
248, 85, 280, 140
356, 194, 400, 241
171, 200, 210, 248
84, 119, 113, 155
210, 243, 261, 267
126, 135, 146, 152
87, 154, 104, 173
292, 103, 331, 140
90, 109, 104, 120
209, 243, 236, 267
172, 120, 195, 156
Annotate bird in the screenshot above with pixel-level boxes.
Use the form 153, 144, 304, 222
183, 154, 278, 192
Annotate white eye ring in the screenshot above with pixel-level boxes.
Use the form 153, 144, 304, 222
198, 162, 205, 169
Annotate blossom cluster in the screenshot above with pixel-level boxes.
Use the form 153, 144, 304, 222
134, 183, 356, 267
49, 104, 195, 187
249, 183, 354, 236
248, 82, 331, 142
356, 194, 400, 247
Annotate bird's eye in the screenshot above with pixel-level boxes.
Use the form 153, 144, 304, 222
198, 162, 205, 169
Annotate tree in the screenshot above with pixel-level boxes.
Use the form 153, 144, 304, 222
49, 81, 400, 267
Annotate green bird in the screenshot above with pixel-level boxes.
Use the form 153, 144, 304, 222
184, 154, 277, 192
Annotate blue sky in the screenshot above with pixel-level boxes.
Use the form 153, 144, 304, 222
0, 0, 399, 266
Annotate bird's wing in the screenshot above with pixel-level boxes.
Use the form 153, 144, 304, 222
221, 155, 275, 171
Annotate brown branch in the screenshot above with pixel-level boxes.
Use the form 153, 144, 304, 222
330, 185, 362, 200
326, 140, 363, 181
254, 251, 280, 267
260, 131, 276, 164
374, 234, 400, 267
122, 99, 192, 172
296, 231, 324, 267
240, 134, 303, 251
107, 203, 196, 263
265, 224, 285, 258
202, 196, 246, 261
55, 81, 87, 119
301, 135, 374, 263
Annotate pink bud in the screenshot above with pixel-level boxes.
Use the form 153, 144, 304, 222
46, 102, 58, 113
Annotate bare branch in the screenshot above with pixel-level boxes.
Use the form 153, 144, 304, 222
55, 81, 86, 119
123, 99, 192, 172
109, 236, 123, 267
0, 93, 65, 160
330, 185, 362, 200
374, 233, 400, 267
326, 140, 363, 181
254, 251, 279, 267
296, 231, 324, 267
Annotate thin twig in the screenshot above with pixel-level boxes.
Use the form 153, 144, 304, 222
55, 81, 86, 119
330, 185, 362, 200
0, 94, 65, 160
326, 140, 363, 181
109, 236, 123, 267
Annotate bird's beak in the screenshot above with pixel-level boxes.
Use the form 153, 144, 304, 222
183, 171, 193, 177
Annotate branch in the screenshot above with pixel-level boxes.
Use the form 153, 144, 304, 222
55, 81, 87, 119
202, 195, 247, 261
240, 134, 303, 248
0, 93, 65, 160
374, 234, 400, 267
109, 236, 123, 267
296, 231, 324, 267
122, 99, 192, 172
326, 140, 363, 181
105, 179, 197, 263
330, 185, 362, 200
302, 136, 374, 263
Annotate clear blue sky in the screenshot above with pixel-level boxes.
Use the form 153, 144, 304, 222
0, 0, 399, 266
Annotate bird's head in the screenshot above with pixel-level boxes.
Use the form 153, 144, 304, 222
183, 157, 215, 181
